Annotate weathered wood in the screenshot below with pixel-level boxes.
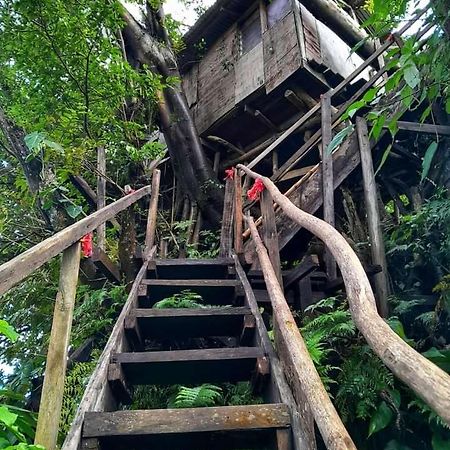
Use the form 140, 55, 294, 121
234, 173, 244, 255
144, 169, 161, 259
234, 256, 317, 450
239, 165, 450, 426
298, 276, 314, 311
92, 246, 121, 283
0, 185, 151, 296
206, 135, 244, 155
260, 190, 282, 287
383, 121, 450, 136
277, 428, 292, 450
219, 178, 235, 257
96, 146, 106, 250
240, 314, 257, 346
251, 357, 271, 394
356, 117, 389, 317
279, 166, 316, 182
245, 105, 279, 132
83, 404, 291, 438
141, 279, 239, 287
284, 255, 319, 290
321, 94, 336, 280
62, 258, 152, 450
35, 242, 81, 450
245, 214, 357, 450
107, 363, 132, 405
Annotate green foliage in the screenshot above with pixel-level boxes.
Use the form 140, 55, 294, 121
153, 290, 205, 309
168, 384, 223, 408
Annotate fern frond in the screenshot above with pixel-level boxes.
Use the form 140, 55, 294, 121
153, 290, 205, 309
169, 384, 223, 408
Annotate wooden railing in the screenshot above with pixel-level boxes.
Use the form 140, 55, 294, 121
237, 165, 450, 443
0, 172, 161, 450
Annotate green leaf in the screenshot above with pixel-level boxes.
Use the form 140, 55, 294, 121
363, 88, 378, 103
432, 431, 450, 450
66, 204, 83, 219
43, 139, 64, 153
24, 132, 46, 151
375, 144, 392, 176
326, 126, 354, 155
420, 105, 432, 123
446, 98, 450, 114
345, 100, 366, 119
370, 115, 386, 141
0, 320, 19, 343
422, 347, 450, 372
421, 141, 438, 182
0, 406, 18, 428
403, 63, 420, 89
368, 401, 393, 437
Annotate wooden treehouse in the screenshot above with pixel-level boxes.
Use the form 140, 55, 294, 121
0, 1, 450, 450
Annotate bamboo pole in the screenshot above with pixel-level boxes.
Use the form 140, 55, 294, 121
238, 164, 450, 425
35, 242, 81, 450
246, 215, 356, 450
144, 169, 161, 260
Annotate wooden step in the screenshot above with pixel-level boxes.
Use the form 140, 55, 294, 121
109, 347, 264, 386
148, 258, 234, 280
82, 404, 291, 450
124, 307, 255, 348
138, 279, 244, 307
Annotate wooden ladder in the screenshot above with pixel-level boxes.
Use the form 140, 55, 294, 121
66, 257, 303, 450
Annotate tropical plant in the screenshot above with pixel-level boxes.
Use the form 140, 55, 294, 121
152, 290, 205, 309
168, 384, 223, 408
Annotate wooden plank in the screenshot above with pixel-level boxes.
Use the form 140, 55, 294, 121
383, 121, 450, 136
277, 428, 292, 450
0, 185, 151, 296
356, 117, 389, 317
235, 43, 265, 104
219, 178, 234, 257
279, 166, 316, 182
83, 404, 290, 438
234, 173, 244, 255
96, 146, 106, 250
62, 258, 151, 450
321, 94, 336, 280
111, 347, 265, 385
141, 279, 240, 287
284, 255, 319, 290
144, 169, 161, 259
239, 314, 257, 346
234, 256, 317, 450
35, 242, 81, 450
299, 4, 322, 65
92, 246, 120, 283
154, 258, 234, 266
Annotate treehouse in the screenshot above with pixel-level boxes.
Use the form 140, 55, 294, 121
179, 0, 370, 172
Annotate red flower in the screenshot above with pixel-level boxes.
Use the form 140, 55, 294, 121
80, 233, 93, 258
247, 178, 265, 201
224, 168, 235, 180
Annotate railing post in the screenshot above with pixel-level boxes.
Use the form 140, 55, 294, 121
96, 146, 106, 250
35, 242, 81, 450
356, 117, 389, 317
320, 93, 337, 280
219, 177, 235, 258
144, 169, 161, 259
234, 172, 244, 256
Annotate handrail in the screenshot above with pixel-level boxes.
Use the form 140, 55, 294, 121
238, 164, 450, 425
0, 185, 151, 297
245, 10, 425, 173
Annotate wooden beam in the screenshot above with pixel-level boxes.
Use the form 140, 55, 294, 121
245, 105, 279, 132
285, 90, 308, 110
206, 135, 245, 155
284, 255, 319, 290
144, 169, 161, 259
321, 94, 337, 280
356, 117, 389, 317
0, 185, 151, 296
96, 147, 106, 250
219, 178, 234, 258
35, 242, 81, 450
245, 215, 357, 450
383, 121, 450, 136
279, 166, 316, 182
238, 165, 450, 426
234, 172, 244, 255
92, 246, 121, 283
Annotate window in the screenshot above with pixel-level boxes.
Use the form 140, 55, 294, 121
240, 9, 262, 55
267, 0, 291, 28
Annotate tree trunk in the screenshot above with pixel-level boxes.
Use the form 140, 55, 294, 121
120, 7, 223, 225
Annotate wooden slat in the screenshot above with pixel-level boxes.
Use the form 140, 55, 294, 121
111, 347, 265, 385
284, 255, 319, 290
0, 186, 151, 296
92, 247, 120, 283
141, 279, 240, 287
234, 172, 244, 255
83, 404, 290, 438
384, 121, 450, 135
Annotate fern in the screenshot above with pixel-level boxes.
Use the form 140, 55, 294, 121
153, 290, 205, 309
168, 384, 223, 408
223, 382, 263, 406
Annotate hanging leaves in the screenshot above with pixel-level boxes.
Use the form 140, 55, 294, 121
326, 125, 354, 155
421, 141, 438, 182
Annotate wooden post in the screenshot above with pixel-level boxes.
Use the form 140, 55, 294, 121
144, 169, 161, 259
356, 117, 389, 317
35, 242, 81, 450
96, 147, 106, 250
234, 173, 244, 255
320, 94, 337, 280
260, 191, 282, 288
219, 178, 235, 257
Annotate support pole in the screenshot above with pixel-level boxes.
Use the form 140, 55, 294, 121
144, 169, 161, 259
356, 117, 389, 317
320, 94, 336, 280
35, 242, 81, 450
96, 147, 106, 250
234, 173, 244, 255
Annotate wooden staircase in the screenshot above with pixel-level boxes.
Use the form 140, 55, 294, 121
72, 258, 300, 450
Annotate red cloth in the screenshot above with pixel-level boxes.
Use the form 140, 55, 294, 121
80, 233, 93, 258
224, 168, 235, 180
247, 178, 265, 201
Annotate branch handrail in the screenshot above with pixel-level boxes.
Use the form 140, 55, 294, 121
0, 185, 151, 297
238, 164, 450, 425
245, 10, 425, 174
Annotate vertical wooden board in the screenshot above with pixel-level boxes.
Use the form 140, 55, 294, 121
263, 12, 302, 94
298, 4, 322, 65
182, 64, 199, 108
235, 43, 265, 105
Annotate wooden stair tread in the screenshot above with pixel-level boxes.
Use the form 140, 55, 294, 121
110, 348, 264, 385
83, 404, 290, 438
153, 258, 234, 266
141, 279, 240, 286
